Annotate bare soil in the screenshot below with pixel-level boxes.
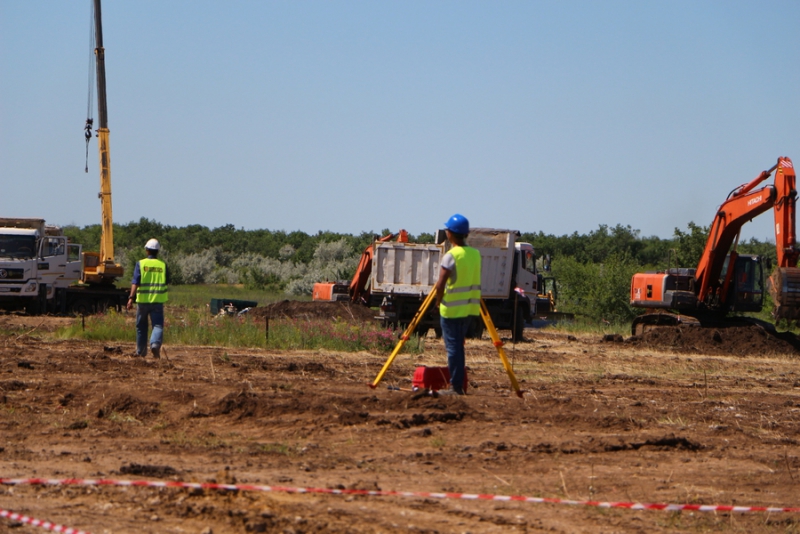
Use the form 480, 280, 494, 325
1, 306, 800, 533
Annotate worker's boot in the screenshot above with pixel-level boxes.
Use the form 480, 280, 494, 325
150, 344, 161, 359
437, 387, 465, 396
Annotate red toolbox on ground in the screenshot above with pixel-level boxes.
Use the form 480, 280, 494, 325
412, 366, 468, 392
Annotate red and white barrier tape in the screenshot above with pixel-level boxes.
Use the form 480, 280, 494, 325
1, 507, 90, 534
2, 477, 799, 514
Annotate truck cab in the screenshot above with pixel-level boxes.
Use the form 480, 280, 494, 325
0, 219, 83, 313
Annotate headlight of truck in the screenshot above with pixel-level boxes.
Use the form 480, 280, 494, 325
23, 281, 38, 293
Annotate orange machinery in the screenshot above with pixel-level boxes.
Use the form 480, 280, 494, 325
630, 157, 800, 333
312, 230, 409, 303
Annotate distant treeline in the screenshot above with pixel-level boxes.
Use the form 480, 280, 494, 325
63, 218, 778, 324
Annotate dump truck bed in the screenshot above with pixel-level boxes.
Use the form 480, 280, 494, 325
370, 229, 517, 299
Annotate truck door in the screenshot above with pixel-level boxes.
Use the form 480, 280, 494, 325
515, 245, 537, 295
66, 244, 83, 283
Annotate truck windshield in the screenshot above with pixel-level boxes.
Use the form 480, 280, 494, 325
0, 235, 37, 259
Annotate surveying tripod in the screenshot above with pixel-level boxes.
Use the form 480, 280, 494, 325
369, 289, 523, 398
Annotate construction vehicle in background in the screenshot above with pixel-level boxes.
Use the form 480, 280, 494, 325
0, 218, 126, 314
630, 156, 800, 335
83, 0, 125, 286
312, 230, 409, 302
314, 228, 566, 341
0, 0, 128, 315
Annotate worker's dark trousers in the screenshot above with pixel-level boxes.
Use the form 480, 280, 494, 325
440, 316, 471, 393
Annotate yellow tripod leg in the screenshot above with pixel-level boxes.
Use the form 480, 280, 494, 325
370, 289, 437, 389
480, 299, 523, 398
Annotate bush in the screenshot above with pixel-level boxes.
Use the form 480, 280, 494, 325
553, 253, 641, 324
175, 248, 218, 285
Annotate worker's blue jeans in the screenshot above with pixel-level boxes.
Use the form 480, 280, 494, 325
440, 315, 472, 393
136, 303, 164, 356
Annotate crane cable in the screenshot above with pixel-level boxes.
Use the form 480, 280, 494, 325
84, 0, 96, 173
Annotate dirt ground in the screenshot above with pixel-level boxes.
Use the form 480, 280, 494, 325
1, 305, 800, 534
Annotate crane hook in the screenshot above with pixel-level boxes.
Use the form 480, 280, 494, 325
84, 118, 94, 173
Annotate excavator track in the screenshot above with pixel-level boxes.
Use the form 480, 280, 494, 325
769, 267, 800, 320
631, 313, 701, 336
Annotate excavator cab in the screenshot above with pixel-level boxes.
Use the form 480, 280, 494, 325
721, 254, 765, 313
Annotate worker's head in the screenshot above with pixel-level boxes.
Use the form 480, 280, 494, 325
145, 238, 161, 256
444, 213, 469, 241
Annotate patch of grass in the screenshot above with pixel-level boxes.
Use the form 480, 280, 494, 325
161, 431, 230, 449
56, 309, 134, 342
548, 316, 629, 336
107, 412, 140, 424
251, 442, 295, 456
657, 415, 686, 427
430, 436, 447, 448
167, 285, 291, 308
53, 305, 416, 354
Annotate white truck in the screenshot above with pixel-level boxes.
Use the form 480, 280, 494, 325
0, 218, 127, 315
371, 228, 550, 341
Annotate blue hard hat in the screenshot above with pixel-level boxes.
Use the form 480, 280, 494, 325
444, 213, 469, 235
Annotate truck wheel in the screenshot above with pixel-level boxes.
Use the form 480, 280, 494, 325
466, 317, 484, 339
70, 299, 94, 317
512, 312, 525, 342
25, 299, 40, 315
416, 327, 430, 339
25, 287, 47, 316
433, 327, 442, 339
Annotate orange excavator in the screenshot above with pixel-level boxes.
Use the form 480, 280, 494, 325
311, 230, 409, 303
630, 157, 800, 335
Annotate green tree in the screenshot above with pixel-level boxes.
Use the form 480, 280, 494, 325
673, 222, 709, 268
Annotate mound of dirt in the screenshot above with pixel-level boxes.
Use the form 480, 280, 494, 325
247, 300, 377, 323
119, 463, 178, 478
630, 325, 800, 355
213, 390, 262, 418
96, 393, 161, 420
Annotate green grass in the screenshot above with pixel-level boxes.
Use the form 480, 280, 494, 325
166, 284, 296, 308
545, 316, 630, 336
53, 292, 424, 354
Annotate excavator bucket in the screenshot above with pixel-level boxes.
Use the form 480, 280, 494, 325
769, 267, 800, 320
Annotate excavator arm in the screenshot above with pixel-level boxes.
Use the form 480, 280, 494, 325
695, 157, 798, 312
349, 230, 408, 304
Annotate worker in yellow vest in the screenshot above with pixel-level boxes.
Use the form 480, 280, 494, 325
433, 214, 481, 395
126, 238, 169, 358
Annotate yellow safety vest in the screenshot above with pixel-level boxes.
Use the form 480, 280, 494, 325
440, 246, 481, 318
136, 258, 168, 304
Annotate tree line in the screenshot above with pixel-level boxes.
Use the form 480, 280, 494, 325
64, 218, 777, 324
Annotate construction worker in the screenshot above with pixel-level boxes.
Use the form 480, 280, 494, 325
434, 214, 481, 395
127, 238, 168, 358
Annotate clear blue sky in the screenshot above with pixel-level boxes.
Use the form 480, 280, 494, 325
2, 1, 799, 241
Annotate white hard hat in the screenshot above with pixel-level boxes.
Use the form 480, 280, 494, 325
145, 238, 161, 251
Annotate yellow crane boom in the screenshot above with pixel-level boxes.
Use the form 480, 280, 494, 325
83, 0, 123, 285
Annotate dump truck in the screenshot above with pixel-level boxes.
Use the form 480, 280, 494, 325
370, 228, 551, 341
0, 218, 127, 315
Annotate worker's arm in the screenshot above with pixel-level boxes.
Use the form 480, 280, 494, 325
126, 284, 138, 310
127, 260, 141, 311
434, 266, 451, 307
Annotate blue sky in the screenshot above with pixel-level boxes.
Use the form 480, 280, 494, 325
2, 1, 799, 241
